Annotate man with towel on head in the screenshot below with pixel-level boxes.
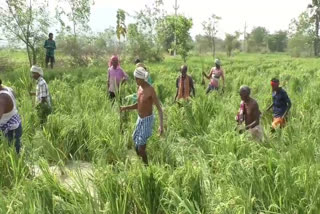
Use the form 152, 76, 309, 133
235, 85, 264, 142
0, 79, 22, 154
120, 67, 164, 165
266, 78, 291, 131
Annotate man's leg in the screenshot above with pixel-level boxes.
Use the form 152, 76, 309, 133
138, 144, 148, 165
45, 56, 49, 68
50, 57, 54, 69
206, 86, 212, 94
14, 124, 22, 154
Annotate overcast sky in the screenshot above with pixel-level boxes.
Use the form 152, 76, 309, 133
88, 0, 308, 39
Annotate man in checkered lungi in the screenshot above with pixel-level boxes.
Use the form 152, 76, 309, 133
121, 67, 164, 165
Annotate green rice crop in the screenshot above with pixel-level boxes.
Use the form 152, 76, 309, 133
0, 53, 320, 213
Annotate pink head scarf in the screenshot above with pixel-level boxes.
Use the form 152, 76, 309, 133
109, 55, 121, 69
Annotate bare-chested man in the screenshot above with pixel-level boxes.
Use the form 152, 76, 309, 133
235, 85, 264, 141
0, 79, 22, 153
120, 67, 163, 165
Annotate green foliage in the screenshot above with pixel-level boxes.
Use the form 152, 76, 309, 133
247, 27, 269, 53
0, 0, 51, 66
202, 14, 221, 57
225, 32, 240, 57
288, 11, 315, 57
158, 15, 193, 62
125, 1, 165, 62
1, 54, 320, 213
116, 9, 127, 42
268, 31, 288, 52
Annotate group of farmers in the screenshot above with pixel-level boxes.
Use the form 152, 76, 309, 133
0, 33, 291, 166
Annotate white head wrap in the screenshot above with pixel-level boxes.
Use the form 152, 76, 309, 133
30, 65, 44, 76
134, 67, 148, 81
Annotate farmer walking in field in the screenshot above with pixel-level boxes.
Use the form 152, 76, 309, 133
202, 59, 225, 94
266, 78, 291, 131
107, 55, 128, 100
174, 65, 195, 101
120, 67, 164, 165
0, 79, 22, 154
235, 86, 264, 142
29, 66, 52, 125
44, 33, 56, 69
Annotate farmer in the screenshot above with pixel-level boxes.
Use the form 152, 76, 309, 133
30, 65, 52, 125
107, 55, 128, 99
174, 65, 195, 101
202, 59, 225, 94
235, 85, 264, 142
266, 78, 291, 130
44, 33, 56, 69
0, 79, 22, 154
120, 67, 163, 165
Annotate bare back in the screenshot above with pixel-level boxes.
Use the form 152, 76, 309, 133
244, 98, 260, 127
0, 92, 13, 114
137, 84, 154, 118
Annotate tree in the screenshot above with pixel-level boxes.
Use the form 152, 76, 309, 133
56, 0, 93, 37
307, 0, 320, 56
288, 12, 314, 57
116, 9, 127, 50
55, 0, 94, 66
202, 14, 221, 58
247, 27, 269, 52
225, 32, 240, 57
125, 0, 165, 61
157, 15, 193, 62
0, 0, 50, 66
268, 31, 288, 52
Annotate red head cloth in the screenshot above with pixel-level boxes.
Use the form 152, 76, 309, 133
109, 55, 120, 68
271, 81, 279, 87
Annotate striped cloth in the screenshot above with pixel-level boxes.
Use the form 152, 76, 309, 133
0, 113, 21, 134
132, 114, 154, 146
36, 77, 51, 106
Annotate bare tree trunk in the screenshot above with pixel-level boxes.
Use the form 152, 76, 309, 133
26, 44, 32, 67
315, 14, 319, 57
31, 46, 37, 65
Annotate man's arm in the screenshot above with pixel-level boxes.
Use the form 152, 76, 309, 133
44, 40, 47, 49
202, 70, 212, 79
282, 92, 292, 118
174, 78, 179, 101
53, 41, 56, 50
120, 103, 138, 112
152, 88, 163, 134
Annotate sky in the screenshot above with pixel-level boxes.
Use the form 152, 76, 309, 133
89, 0, 308, 39
0, 0, 309, 46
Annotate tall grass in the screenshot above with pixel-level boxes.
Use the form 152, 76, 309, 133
0, 53, 320, 213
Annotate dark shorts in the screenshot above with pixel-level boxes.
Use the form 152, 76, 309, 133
45, 56, 55, 64
4, 123, 23, 154
206, 85, 219, 94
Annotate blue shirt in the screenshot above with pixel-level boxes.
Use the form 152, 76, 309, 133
272, 88, 291, 117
